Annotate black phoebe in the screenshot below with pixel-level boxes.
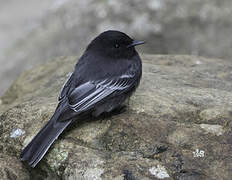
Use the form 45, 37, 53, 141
20, 30, 144, 167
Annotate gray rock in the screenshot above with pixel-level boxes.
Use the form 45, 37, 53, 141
0, 55, 232, 179
0, 154, 30, 180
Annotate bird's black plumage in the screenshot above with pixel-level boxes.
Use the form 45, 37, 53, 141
20, 30, 144, 167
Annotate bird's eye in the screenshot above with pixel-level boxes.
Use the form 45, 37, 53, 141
114, 44, 119, 48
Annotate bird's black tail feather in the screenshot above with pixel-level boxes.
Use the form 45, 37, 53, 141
20, 111, 72, 167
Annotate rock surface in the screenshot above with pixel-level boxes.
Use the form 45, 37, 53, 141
0, 55, 232, 179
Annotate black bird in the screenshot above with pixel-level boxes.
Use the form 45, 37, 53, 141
20, 30, 144, 167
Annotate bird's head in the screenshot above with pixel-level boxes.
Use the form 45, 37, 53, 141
86, 30, 145, 59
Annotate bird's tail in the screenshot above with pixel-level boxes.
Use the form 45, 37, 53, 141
20, 110, 72, 167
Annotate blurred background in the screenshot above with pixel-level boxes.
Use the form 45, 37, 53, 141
0, 0, 232, 96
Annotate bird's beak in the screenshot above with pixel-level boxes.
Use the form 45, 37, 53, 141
127, 40, 145, 48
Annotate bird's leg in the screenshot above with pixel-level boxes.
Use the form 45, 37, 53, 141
111, 104, 127, 115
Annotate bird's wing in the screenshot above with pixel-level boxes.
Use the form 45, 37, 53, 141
68, 74, 135, 113
58, 72, 73, 101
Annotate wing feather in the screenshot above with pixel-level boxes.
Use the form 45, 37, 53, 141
58, 72, 73, 101
68, 75, 135, 113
